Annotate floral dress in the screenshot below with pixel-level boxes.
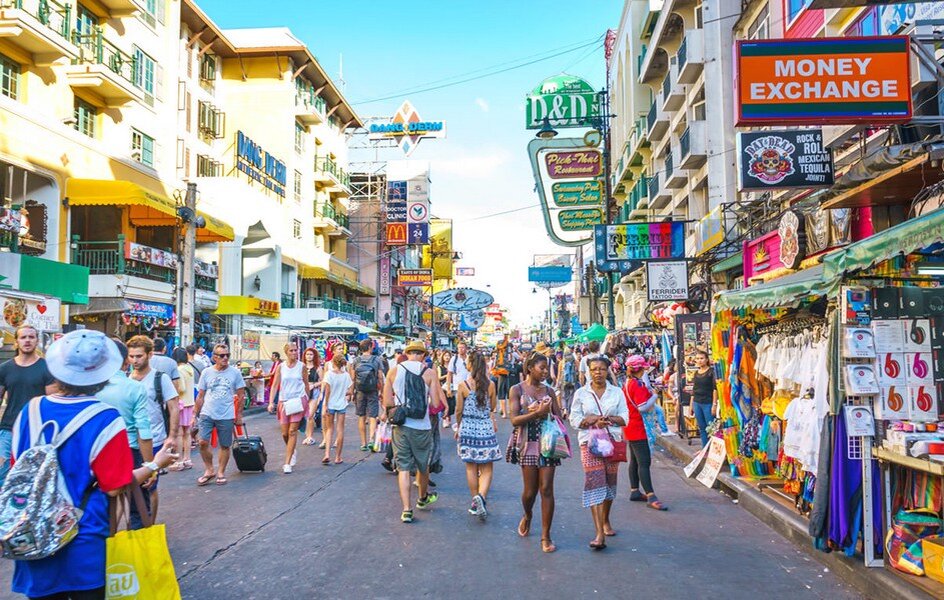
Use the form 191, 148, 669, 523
457, 390, 502, 463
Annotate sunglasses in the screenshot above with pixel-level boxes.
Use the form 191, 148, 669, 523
215, 353, 230, 358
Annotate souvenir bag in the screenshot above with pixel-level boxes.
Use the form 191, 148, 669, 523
106, 486, 180, 600
588, 428, 614, 458
886, 508, 942, 575
590, 393, 627, 462
373, 421, 391, 452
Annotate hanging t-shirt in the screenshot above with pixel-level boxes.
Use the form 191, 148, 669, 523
782, 395, 822, 472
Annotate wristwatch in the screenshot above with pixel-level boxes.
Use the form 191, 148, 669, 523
142, 461, 160, 473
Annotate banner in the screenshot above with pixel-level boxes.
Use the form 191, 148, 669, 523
379, 256, 391, 295
422, 219, 453, 279
194, 259, 218, 278
397, 269, 433, 286
646, 260, 689, 302
738, 129, 834, 190
431, 288, 494, 312
528, 266, 572, 284
736, 36, 912, 125
124, 241, 178, 270
593, 222, 686, 272
526, 74, 600, 129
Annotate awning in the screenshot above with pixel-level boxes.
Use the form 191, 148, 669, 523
822, 206, 944, 280
65, 179, 235, 242
300, 265, 375, 297
713, 264, 832, 312
711, 251, 744, 274
70, 297, 131, 316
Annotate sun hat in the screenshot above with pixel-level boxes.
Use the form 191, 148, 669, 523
534, 341, 552, 355
404, 340, 428, 356
46, 329, 123, 386
626, 355, 647, 371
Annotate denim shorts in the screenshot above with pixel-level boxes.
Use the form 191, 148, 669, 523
198, 415, 236, 448
327, 407, 346, 416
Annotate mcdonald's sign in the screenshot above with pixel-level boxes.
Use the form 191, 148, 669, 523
386, 222, 407, 246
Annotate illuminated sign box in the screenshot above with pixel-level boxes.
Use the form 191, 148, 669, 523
736, 36, 912, 126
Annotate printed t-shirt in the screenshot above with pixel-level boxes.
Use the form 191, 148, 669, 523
11, 396, 132, 598
197, 366, 246, 420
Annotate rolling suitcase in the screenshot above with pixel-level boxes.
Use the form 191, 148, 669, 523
232, 424, 267, 472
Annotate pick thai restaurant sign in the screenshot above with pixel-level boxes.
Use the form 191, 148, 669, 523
544, 150, 602, 179
738, 129, 834, 190
736, 36, 912, 125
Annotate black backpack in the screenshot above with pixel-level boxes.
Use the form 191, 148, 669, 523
354, 357, 379, 393
153, 370, 170, 435
401, 364, 428, 419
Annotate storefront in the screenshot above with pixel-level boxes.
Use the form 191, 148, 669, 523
709, 206, 944, 594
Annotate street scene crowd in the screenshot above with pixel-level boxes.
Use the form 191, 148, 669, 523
0, 325, 702, 599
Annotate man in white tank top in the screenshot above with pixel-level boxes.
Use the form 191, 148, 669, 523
382, 340, 445, 523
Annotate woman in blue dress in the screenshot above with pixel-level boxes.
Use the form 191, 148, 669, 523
455, 350, 502, 520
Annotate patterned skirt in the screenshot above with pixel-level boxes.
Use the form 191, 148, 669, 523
580, 444, 619, 508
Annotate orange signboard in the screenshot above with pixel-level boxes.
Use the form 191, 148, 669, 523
736, 36, 912, 126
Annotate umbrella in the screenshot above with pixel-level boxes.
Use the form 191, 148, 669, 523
576, 323, 608, 343
310, 317, 381, 337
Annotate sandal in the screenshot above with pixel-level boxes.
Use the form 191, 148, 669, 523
321, 457, 331, 465
647, 495, 668, 511
401, 510, 414, 523
183, 460, 193, 469
168, 461, 187, 472
196, 474, 215, 486
589, 540, 607, 551
541, 539, 556, 553
518, 515, 531, 537
302, 438, 315, 446
215, 476, 228, 486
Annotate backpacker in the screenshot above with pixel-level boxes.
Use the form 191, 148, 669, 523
354, 357, 379, 393
0, 398, 110, 560
153, 370, 170, 435
401, 364, 429, 420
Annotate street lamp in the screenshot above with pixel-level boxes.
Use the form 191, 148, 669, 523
536, 117, 558, 140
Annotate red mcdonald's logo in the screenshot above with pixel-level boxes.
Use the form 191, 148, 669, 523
387, 222, 407, 246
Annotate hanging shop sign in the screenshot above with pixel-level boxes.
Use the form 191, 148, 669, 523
552, 180, 604, 206
459, 309, 486, 331
386, 222, 407, 246
407, 223, 429, 244
397, 269, 433, 287
544, 150, 602, 179
367, 101, 446, 156
778, 210, 806, 270
422, 219, 453, 279
194, 259, 218, 278
528, 265, 572, 284
408, 201, 429, 224
455, 267, 475, 276
693, 206, 724, 256
0, 293, 61, 331
126, 300, 175, 320
124, 241, 179, 270
407, 177, 429, 203
738, 129, 834, 190
646, 260, 690, 302
431, 287, 495, 312
735, 36, 912, 126
215, 296, 280, 319
742, 216, 808, 283
593, 222, 686, 273
525, 74, 601, 129
379, 256, 391, 295
235, 131, 287, 196
529, 138, 606, 246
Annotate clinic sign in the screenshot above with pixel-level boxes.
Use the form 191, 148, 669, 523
368, 101, 446, 156
526, 74, 601, 129
235, 131, 287, 196
736, 37, 912, 125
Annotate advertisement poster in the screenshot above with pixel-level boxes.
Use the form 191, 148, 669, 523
675, 313, 711, 409
124, 241, 178, 270
738, 129, 834, 190
0, 294, 61, 332
697, 436, 728, 488
646, 260, 689, 302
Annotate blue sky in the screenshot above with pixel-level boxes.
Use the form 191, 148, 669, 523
199, 0, 622, 328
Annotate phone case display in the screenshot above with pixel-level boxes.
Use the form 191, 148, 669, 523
843, 328, 876, 358
908, 385, 938, 422
904, 319, 931, 353
876, 385, 909, 420
844, 364, 880, 395
873, 320, 907, 353
878, 353, 906, 385
842, 288, 871, 327
906, 352, 934, 385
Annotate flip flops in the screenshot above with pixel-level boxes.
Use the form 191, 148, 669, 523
196, 474, 214, 486
647, 494, 668, 511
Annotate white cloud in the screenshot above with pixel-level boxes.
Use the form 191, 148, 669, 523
433, 148, 512, 178
475, 97, 489, 113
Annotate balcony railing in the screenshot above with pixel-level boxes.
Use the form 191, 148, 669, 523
300, 294, 374, 322
316, 156, 351, 189
13, 0, 72, 40
72, 27, 137, 84
664, 151, 674, 180
281, 292, 295, 309
295, 87, 326, 115
195, 274, 216, 292
0, 229, 18, 252
662, 73, 671, 100
71, 235, 175, 284
315, 202, 349, 229
678, 36, 687, 71
680, 127, 691, 159
647, 102, 657, 133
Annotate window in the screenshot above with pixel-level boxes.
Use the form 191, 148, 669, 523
196, 154, 222, 177
74, 98, 96, 138
295, 122, 305, 154
198, 101, 224, 139
0, 53, 19, 100
787, 0, 813, 24
140, 0, 159, 27
199, 55, 216, 85
748, 6, 769, 40
293, 219, 301, 239
294, 170, 302, 202
133, 47, 155, 99
75, 4, 98, 49
131, 129, 155, 167
846, 8, 878, 36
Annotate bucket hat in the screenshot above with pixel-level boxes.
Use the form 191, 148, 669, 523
46, 329, 123, 386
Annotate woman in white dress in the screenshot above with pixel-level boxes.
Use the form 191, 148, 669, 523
268, 342, 310, 473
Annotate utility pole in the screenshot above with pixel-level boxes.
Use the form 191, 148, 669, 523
599, 87, 616, 331
180, 182, 197, 345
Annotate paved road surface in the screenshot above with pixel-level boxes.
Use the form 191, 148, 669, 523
0, 410, 862, 599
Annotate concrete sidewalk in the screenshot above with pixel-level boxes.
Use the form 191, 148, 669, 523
656, 434, 934, 600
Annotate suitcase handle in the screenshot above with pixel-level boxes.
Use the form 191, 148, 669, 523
235, 422, 248, 438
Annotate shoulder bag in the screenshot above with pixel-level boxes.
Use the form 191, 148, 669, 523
590, 390, 627, 463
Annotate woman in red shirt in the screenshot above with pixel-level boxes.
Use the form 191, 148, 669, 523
623, 355, 668, 510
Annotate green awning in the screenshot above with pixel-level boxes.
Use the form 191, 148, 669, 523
822, 206, 944, 280
713, 264, 832, 312
576, 323, 609, 342
19, 255, 89, 304
711, 251, 744, 274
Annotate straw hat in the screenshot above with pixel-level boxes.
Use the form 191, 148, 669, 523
404, 340, 428, 356
534, 341, 551, 355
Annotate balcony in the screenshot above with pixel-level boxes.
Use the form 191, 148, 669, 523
650, 173, 672, 209
65, 29, 142, 106
281, 292, 295, 309
664, 150, 688, 189
295, 88, 326, 125
71, 237, 176, 284
0, 0, 79, 66
679, 120, 707, 170
676, 29, 704, 85
300, 294, 374, 323
647, 102, 669, 142
623, 176, 649, 217
96, 0, 137, 18
314, 156, 351, 195
313, 202, 350, 235
195, 274, 217, 292
660, 63, 685, 113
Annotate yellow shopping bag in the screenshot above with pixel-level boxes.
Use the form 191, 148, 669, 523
105, 487, 180, 600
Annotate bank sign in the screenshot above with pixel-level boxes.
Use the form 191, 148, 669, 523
738, 129, 834, 190
235, 131, 287, 196
526, 74, 600, 129
736, 36, 912, 125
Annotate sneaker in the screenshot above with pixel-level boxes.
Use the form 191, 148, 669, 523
469, 496, 481, 515
381, 459, 394, 473
401, 510, 414, 523
360, 444, 370, 452
416, 492, 439, 510
476, 495, 488, 520
283, 464, 292, 474
290, 452, 297, 467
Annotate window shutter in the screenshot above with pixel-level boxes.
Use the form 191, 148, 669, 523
156, 64, 164, 102
176, 139, 185, 169
185, 148, 191, 178
185, 91, 191, 132
176, 80, 186, 110
157, 0, 165, 25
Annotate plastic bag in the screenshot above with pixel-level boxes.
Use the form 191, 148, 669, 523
540, 415, 571, 459
588, 427, 614, 458
373, 422, 391, 453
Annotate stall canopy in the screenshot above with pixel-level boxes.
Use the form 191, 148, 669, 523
65, 179, 235, 242
576, 323, 608, 342
713, 264, 832, 311
822, 206, 944, 280
310, 317, 380, 337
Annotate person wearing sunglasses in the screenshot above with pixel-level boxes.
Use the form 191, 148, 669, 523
195, 343, 247, 486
